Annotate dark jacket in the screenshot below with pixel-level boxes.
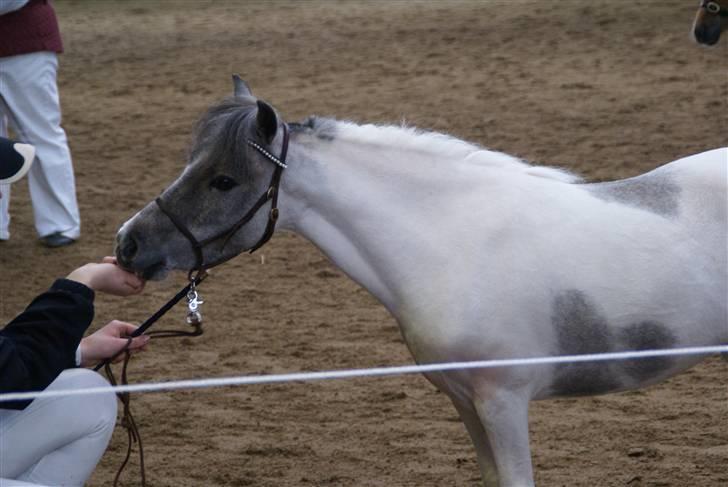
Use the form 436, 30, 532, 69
0, 279, 94, 409
0, 0, 63, 58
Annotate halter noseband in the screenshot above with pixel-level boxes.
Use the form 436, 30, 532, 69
155, 123, 290, 279
701, 0, 728, 16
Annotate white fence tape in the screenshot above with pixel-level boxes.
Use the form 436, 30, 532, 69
0, 345, 726, 403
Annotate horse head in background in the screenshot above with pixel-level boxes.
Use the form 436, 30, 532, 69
693, 0, 728, 45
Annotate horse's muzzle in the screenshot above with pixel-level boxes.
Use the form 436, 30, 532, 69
115, 229, 168, 280
694, 23, 722, 45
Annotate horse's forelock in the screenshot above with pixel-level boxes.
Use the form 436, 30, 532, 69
189, 98, 258, 178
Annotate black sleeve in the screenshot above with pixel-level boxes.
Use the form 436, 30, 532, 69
0, 278, 95, 409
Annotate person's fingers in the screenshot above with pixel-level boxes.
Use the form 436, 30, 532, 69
109, 321, 139, 336
122, 272, 145, 293
103, 320, 130, 335
108, 335, 146, 362
127, 335, 151, 350
127, 277, 145, 293
88, 261, 145, 296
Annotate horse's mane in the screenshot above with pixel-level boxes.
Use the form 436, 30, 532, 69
191, 100, 579, 184
299, 116, 580, 183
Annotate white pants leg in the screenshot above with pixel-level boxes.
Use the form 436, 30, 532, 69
0, 369, 117, 487
0, 114, 10, 240
0, 51, 81, 239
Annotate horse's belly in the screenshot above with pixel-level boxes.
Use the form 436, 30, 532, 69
395, 239, 726, 403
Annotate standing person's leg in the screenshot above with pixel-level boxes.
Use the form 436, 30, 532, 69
0, 52, 81, 244
0, 113, 10, 240
0, 369, 117, 486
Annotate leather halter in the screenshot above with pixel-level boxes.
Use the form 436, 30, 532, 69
701, 0, 728, 16
155, 124, 290, 278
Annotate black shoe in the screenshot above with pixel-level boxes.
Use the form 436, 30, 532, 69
0, 137, 35, 184
41, 232, 76, 248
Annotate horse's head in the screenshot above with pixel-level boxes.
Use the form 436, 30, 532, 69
693, 0, 727, 45
115, 76, 288, 280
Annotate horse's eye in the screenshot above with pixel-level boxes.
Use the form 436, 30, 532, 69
210, 175, 238, 191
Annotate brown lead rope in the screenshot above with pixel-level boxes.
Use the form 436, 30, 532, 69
104, 323, 203, 486
103, 347, 142, 487
94, 273, 207, 486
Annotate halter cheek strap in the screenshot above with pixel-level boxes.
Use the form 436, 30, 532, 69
155, 123, 290, 278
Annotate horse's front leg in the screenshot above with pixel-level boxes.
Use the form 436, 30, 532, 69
471, 388, 534, 487
452, 400, 499, 486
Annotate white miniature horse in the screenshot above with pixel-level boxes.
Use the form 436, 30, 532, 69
116, 78, 728, 486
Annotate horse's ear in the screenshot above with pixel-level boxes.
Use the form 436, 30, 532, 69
232, 74, 252, 98
256, 100, 278, 143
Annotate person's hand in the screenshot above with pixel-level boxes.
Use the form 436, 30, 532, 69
79, 320, 150, 367
67, 256, 145, 296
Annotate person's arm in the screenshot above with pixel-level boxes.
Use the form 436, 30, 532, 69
0, 258, 145, 409
0, 0, 29, 16
0, 279, 95, 409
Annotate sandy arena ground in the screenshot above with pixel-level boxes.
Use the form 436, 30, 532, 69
0, 1, 726, 486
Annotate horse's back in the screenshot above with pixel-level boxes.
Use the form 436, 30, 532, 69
667, 148, 727, 259
587, 148, 725, 209
667, 147, 727, 192
586, 148, 726, 249
640, 148, 726, 304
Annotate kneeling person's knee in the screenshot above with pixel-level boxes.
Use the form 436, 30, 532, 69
49, 369, 117, 433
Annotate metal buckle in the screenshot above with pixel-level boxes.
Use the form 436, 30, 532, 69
186, 281, 204, 325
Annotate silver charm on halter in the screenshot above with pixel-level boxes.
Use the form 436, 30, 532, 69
186, 281, 204, 325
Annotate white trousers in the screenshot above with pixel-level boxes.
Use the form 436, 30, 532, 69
0, 369, 117, 487
0, 51, 81, 240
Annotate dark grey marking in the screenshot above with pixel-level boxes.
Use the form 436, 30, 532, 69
618, 321, 676, 382
550, 291, 680, 396
550, 290, 622, 396
586, 171, 681, 217
290, 116, 336, 141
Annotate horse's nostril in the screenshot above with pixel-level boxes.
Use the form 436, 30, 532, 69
694, 25, 707, 42
117, 233, 139, 267
694, 24, 720, 45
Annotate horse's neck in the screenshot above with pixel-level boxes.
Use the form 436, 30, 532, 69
278, 129, 476, 313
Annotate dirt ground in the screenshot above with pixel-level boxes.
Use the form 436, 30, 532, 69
1, 1, 726, 486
